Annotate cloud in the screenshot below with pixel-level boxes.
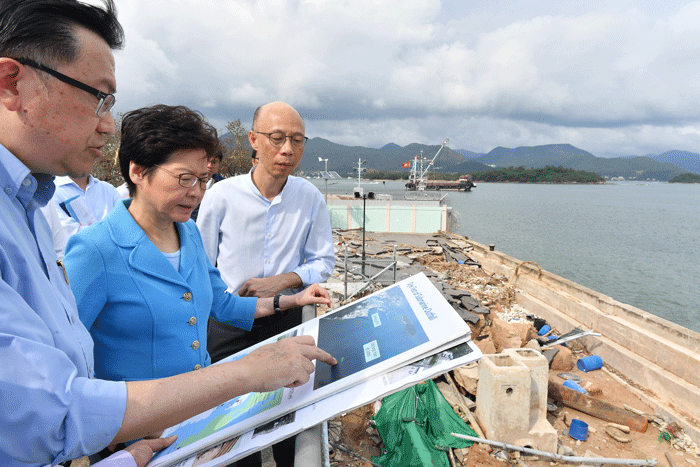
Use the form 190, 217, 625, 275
109, 0, 700, 156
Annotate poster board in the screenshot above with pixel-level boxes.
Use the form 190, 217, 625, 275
149, 273, 471, 467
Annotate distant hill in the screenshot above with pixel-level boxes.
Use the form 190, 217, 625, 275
649, 150, 700, 175
298, 138, 485, 176
454, 148, 485, 159
452, 159, 493, 173
475, 144, 688, 181
479, 144, 597, 167
669, 173, 700, 183
222, 133, 693, 181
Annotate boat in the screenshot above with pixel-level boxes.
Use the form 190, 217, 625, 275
403, 139, 475, 192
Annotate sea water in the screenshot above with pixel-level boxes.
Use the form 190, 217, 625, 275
309, 178, 700, 333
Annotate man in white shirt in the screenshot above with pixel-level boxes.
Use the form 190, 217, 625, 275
196, 102, 334, 466
52, 174, 121, 235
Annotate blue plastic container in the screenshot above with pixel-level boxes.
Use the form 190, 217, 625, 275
538, 324, 551, 336
548, 335, 558, 341
577, 355, 604, 372
569, 419, 588, 441
562, 379, 588, 394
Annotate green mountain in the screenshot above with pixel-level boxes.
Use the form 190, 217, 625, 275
476, 144, 688, 181
298, 138, 489, 176
650, 150, 700, 175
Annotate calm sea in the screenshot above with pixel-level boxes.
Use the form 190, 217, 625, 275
309, 178, 700, 333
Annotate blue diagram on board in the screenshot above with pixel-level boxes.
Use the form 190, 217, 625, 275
314, 284, 428, 390
150, 389, 283, 462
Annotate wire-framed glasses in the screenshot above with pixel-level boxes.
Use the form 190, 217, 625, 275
155, 165, 210, 190
254, 131, 308, 148
16, 58, 116, 117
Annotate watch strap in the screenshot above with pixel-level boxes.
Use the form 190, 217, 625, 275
273, 294, 282, 314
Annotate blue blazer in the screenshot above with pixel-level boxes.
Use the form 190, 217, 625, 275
64, 200, 256, 381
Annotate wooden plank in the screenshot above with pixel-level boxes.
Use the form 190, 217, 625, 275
548, 379, 648, 432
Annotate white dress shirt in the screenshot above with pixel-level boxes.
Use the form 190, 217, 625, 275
196, 169, 334, 293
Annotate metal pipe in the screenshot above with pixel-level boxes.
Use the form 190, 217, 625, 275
293, 304, 324, 467
392, 245, 397, 284
345, 260, 397, 302
450, 433, 658, 466
344, 243, 348, 300
362, 194, 366, 277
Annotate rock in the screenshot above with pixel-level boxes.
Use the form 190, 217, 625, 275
460, 294, 481, 310
558, 445, 576, 456
512, 321, 537, 344
550, 346, 574, 371
543, 348, 560, 365
450, 302, 481, 324
492, 316, 525, 352
524, 338, 542, 352
453, 364, 479, 395
475, 335, 497, 355
606, 423, 630, 434
582, 381, 603, 396
605, 425, 632, 443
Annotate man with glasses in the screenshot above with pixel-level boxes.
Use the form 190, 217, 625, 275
197, 101, 334, 466
0, 4, 335, 467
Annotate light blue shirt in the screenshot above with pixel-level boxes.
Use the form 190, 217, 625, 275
0, 144, 126, 467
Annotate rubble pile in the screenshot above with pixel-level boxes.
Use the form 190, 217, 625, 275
326, 230, 699, 467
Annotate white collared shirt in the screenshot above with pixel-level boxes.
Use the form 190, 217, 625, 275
50, 174, 121, 239
196, 170, 334, 293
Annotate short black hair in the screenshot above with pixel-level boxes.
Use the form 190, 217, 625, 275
119, 105, 221, 196
0, 0, 124, 66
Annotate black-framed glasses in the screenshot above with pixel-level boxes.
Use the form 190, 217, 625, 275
254, 131, 308, 148
155, 165, 210, 190
16, 58, 115, 118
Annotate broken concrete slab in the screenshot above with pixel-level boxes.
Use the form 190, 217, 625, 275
450, 303, 481, 324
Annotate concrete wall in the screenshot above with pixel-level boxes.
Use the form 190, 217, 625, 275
327, 201, 448, 233
444, 235, 700, 439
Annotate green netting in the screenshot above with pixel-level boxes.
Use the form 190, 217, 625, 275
372, 379, 478, 467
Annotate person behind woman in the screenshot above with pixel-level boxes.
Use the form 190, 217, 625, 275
63, 104, 330, 382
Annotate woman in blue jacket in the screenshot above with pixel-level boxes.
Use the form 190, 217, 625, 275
63, 104, 330, 381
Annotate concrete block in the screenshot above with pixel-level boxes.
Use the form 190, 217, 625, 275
475, 348, 558, 452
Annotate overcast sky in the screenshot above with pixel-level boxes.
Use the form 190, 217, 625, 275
107, 0, 700, 157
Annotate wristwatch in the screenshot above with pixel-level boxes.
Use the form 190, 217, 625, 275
273, 294, 283, 315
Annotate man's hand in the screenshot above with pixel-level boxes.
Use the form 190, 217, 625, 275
124, 436, 177, 467
238, 273, 302, 298
291, 283, 331, 308
239, 335, 336, 392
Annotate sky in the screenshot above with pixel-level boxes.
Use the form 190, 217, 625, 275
105, 0, 700, 158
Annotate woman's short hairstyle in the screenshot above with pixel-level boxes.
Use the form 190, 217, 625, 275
119, 104, 220, 196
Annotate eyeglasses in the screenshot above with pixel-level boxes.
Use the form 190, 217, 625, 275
254, 131, 308, 148
155, 165, 210, 190
16, 58, 116, 118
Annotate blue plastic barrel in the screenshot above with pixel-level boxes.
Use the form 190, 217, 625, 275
562, 379, 588, 394
538, 324, 551, 336
577, 355, 603, 372
569, 419, 588, 441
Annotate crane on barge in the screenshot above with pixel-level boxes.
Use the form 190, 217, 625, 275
404, 139, 476, 191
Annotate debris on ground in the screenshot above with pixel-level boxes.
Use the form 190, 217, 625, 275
326, 230, 700, 466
